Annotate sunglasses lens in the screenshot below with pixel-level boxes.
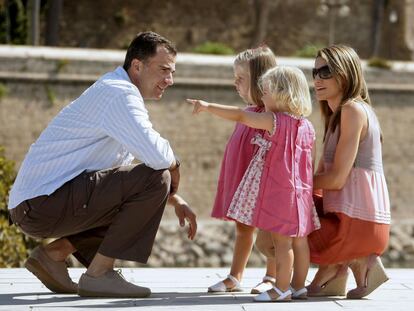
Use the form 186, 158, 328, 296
312, 66, 332, 79
319, 66, 332, 79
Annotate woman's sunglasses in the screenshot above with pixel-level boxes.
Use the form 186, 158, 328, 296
312, 65, 333, 80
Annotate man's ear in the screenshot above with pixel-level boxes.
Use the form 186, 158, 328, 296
131, 58, 143, 72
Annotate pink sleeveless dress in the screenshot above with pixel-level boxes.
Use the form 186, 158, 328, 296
211, 106, 264, 220
227, 112, 320, 237
309, 103, 390, 264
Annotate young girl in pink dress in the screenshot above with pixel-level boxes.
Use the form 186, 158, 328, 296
208, 46, 278, 294
188, 66, 320, 302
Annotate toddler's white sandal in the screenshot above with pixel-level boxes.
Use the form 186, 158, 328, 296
250, 275, 276, 294
254, 286, 292, 302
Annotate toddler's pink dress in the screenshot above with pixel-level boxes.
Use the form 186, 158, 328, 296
227, 112, 320, 237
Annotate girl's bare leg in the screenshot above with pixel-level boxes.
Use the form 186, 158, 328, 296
222, 222, 255, 287
271, 232, 293, 292
291, 236, 309, 289
265, 257, 277, 279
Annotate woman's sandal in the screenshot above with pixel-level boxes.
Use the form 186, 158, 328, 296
307, 266, 349, 297
250, 275, 276, 294
346, 255, 389, 299
207, 274, 242, 293
254, 286, 292, 302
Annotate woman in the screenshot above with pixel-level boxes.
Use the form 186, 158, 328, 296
307, 45, 391, 299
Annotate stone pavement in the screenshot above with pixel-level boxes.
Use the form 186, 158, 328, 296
0, 267, 412, 311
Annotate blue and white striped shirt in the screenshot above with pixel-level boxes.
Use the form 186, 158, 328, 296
8, 66, 175, 209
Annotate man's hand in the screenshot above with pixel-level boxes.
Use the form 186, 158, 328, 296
168, 194, 197, 240
186, 99, 209, 115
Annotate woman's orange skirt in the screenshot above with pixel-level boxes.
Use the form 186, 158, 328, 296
309, 211, 390, 265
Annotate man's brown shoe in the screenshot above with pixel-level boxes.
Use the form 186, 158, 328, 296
25, 245, 77, 294
78, 269, 151, 298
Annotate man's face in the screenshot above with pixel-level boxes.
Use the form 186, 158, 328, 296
131, 46, 176, 100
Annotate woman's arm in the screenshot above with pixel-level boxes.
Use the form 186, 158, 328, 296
187, 99, 274, 132
313, 154, 324, 196
313, 103, 367, 190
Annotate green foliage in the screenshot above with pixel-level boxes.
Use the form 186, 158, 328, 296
193, 41, 235, 55
0, 0, 28, 44
45, 85, 56, 107
0, 147, 15, 213
114, 8, 129, 26
0, 217, 28, 267
56, 59, 70, 73
121, 39, 130, 50
0, 83, 8, 99
367, 57, 391, 69
0, 146, 38, 267
294, 43, 324, 58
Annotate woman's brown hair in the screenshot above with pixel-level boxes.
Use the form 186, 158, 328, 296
316, 45, 371, 141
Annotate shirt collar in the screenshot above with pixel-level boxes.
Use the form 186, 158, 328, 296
114, 66, 132, 83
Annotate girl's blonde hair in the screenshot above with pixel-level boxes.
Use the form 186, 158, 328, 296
234, 45, 277, 107
316, 45, 371, 140
259, 66, 312, 117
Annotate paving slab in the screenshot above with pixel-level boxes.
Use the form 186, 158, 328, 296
0, 268, 412, 310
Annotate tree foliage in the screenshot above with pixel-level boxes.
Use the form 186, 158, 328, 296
0, 146, 38, 267
0, 0, 27, 44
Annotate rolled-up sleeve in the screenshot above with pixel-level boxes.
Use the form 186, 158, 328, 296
102, 88, 175, 170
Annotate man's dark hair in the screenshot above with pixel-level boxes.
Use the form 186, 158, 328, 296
123, 31, 177, 71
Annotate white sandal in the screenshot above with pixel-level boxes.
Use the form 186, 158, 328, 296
290, 285, 308, 299
207, 274, 242, 293
254, 286, 292, 302
251, 275, 276, 294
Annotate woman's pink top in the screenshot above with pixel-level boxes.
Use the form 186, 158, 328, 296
211, 106, 264, 220
228, 112, 320, 237
322, 103, 391, 224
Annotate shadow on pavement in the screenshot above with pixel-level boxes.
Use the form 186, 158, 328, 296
0, 291, 344, 308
